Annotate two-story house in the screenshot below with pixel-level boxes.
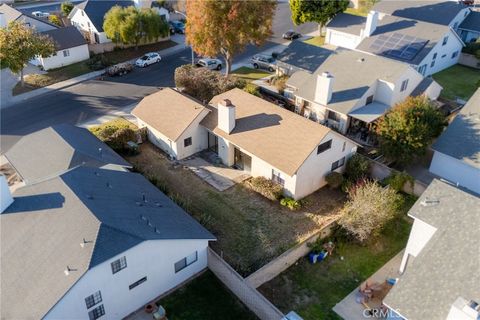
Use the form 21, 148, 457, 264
284, 49, 442, 142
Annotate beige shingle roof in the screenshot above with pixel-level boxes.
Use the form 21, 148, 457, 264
132, 88, 209, 142
202, 88, 331, 176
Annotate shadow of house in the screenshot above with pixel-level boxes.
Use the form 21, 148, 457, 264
2, 192, 65, 214
232, 113, 282, 134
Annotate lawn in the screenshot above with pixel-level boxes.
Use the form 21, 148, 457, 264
345, 0, 374, 17
231, 67, 271, 82
156, 271, 258, 320
12, 60, 92, 96
101, 40, 177, 65
126, 142, 345, 276
303, 36, 325, 47
258, 195, 416, 320
432, 65, 480, 101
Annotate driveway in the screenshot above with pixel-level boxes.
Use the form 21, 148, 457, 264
0, 64, 46, 109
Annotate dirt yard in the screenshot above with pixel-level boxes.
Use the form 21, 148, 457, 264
125, 143, 345, 276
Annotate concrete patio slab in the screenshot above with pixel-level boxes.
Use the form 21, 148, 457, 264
181, 157, 250, 191
332, 250, 404, 320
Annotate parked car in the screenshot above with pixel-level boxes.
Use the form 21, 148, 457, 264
169, 21, 185, 34
31, 11, 49, 18
250, 54, 276, 72
106, 62, 133, 77
135, 52, 161, 67
282, 30, 301, 40
196, 58, 222, 70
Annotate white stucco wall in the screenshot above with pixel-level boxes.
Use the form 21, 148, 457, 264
390, 66, 424, 104
450, 7, 471, 30
137, 119, 177, 158
44, 239, 210, 320
40, 44, 90, 70
429, 151, 480, 194
174, 110, 210, 160
325, 29, 361, 49
70, 9, 110, 44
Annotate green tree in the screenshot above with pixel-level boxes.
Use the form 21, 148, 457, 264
338, 180, 401, 242
48, 14, 62, 26
0, 22, 55, 86
375, 96, 446, 166
61, 1, 74, 16
289, 0, 349, 35
186, 0, 276, 76
345, 154, 370, 182
103, 6, 169, 50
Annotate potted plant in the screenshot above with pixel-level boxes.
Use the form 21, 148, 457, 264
145, 303, 156, 313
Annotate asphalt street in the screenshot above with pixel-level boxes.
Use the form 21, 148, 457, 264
1, 2, 317, 153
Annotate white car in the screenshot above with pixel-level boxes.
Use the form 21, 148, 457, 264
31, 11, 49, 18
196, 58, 222, 70
135, 52, 161, 67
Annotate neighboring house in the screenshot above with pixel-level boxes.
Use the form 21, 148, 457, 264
69, 0, 169, 44
276, 40, 333, 76
383, 179, 480, 320
325, 10, 464, 76
0, 3, 58, 31
458, 11, 480, 43
429, 88, 480, 194
0, 167, 215, 320
4, 124, 132, 185
285, 49, 442, 138
33, 26, 90, 70
133, 88, 358, 200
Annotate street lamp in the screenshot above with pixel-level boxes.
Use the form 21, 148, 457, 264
174, 10, 194, 65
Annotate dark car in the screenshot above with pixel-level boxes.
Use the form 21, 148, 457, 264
169, 21, 185, 34
282, 30, 301, 40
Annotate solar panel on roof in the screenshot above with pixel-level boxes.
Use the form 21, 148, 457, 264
368, 32, 428, 61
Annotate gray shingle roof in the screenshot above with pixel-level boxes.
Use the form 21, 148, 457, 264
326, 13, 366, 36
0, 3, 59, 28
432, 88, 480, 169
75, 0, 135, 32
1, 166, 215, 320
356, 15, 452, 66
410, 77, 434, 96
383, 179, 480, 320
4, 124, 132, 184
373, 0, 470, 26
276, 40, 334, 73
287, 49, 410, 115
41, 26, 87, 51
459, 11, 480, 33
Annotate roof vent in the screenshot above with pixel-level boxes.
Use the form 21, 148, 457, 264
98, 147, 102, 156
155, 202, 162, 207
140, 215, 147, 221
94, 171, 100, 176
80, 238, 92, 248
154, 227, 161, 234
135, 201, 143, 206
142, 193, 147, 203
420, 197, 440, 207
86, 194, 93, 200
106, 182, 112, 189
64, 266, 76, 276
357, 58, 365, 62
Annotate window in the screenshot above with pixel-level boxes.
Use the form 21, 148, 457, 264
85, 291, 102, 309
432, 53, 437, 60
430, 60, 435, 68
88, 305, 105, 320
366, 95, 374, 105
400, 79, 409, 92
317, 140, 332, 154
331, 157, 345, 171
129, 276, 147, 290
441, 54, 447, 58
111, 256, 127, 274
271, 169, 285, 186
174, 251, 198, 273
418, 64, 427, 75
442, 36, 448, 46
184, 137, 192, 147
342, 141, 346, 152
451, 51, 459, 59
63, 50, 70, 57
328, 110, 341, 122
303, 100, 311, 108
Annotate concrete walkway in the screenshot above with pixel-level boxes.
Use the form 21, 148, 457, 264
181, 157, 250, 191
333, 250, 404, 320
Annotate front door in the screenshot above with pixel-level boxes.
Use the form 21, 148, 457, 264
207, 132, 218, 154
234, 148, 252, 172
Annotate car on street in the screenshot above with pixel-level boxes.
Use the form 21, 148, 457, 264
169, 21, 185, 34
135, 52, 161, 67
282, 30, 302, 40
196, 58, 222, 70
250, 54, 276, 72
31, 11, 50, 18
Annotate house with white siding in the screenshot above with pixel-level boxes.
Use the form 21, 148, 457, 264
132, 88, 358, 200
0, 125, 215, 320
325, 0, 471, 76
429, 88, 480, 195
284, 49, 442, 141
0, 3, 57, 31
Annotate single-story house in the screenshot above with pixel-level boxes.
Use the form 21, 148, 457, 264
383, 179, 480, 320
4, 124, 132, 185
33, 26, 90, 70
275, 40, 333, 76
285, 49, 442, 139
0, 3, 58, 31
458, 11, 480, 43
69, 0, 169, 44
429, 88, 480, 194
132, 88, 358, 200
